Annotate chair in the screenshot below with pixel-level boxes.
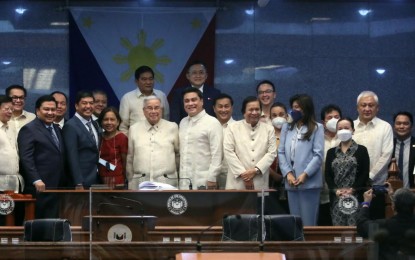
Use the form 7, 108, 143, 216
264, 214, 304, 241
221, 214, 260, 241
24, 219, 72, 241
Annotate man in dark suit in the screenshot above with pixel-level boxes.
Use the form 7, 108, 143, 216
357, 186, 415, 259
392, 111, 415, 188
63, 91, 100, 188
18, 95, 65, 218
170, 61, 221, 124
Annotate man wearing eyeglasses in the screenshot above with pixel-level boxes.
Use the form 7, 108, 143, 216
256, 80, 277, 125
170, 61, 221, 125
5, 84, 35, 134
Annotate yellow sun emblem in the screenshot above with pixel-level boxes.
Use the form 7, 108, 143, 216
113, 30, 171, 82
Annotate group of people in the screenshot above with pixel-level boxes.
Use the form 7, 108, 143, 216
0, 61, 414, 231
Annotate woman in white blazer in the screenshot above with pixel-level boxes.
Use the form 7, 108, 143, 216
278, 94, 324, 226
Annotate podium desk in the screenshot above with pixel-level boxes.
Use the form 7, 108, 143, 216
176, 253, 285, 260
44, 190, 259, 226
82, 215, 157, 241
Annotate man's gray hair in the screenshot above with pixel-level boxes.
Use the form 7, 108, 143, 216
392, 188, 415, 215
356, 90, 379, 105
143, 95, 163, 108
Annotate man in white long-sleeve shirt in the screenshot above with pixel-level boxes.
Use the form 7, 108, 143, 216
224, 96, 277, 190
179, 88, 223, 190
353, 90, 393, 219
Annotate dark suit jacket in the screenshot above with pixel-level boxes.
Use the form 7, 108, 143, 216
170, 85, 221, 125
62, 116, 100, 187
17, 118, 66, 218
357, 206, 415, 259
392, 137, 415, 188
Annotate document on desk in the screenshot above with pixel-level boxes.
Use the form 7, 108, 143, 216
138, 181, 178, 190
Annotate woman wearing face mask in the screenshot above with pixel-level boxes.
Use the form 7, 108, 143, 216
268, 102, 289, 213
325, 117, 369, 226
278, 94, 324, 226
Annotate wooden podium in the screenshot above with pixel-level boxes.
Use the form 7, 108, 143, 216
1, 192, 35, 226
176, 253, 285, 260
82, 215, 157, 241
44, 190, 259, 226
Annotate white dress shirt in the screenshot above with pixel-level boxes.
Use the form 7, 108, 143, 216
127, 119, 179, 189
119, 88, 169, 134
0, 121, 23, 192
224, 120, 277, 190
353, 116, 393, 184
10, 110, 35, 135
179, 110, 223, 189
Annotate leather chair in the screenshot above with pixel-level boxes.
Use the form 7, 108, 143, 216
264, 214, 304, 241
24, 219, 72, 242
221, 214, 260, 241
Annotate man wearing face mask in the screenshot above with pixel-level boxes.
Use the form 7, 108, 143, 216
318, 104, 342, 225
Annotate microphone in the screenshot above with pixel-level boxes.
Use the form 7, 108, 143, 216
97, 203, 133, 214
111, 195, 146, 234
196, 214, 237, 252
163, 174, 193, 190
110, 195, 143, 206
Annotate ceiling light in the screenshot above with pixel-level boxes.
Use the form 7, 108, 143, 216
358, 9, 371, 16
2, 61, 11, 65
224, 59, 234, 65
245, 9, 254, 15
15, 8, 27, 15
376, 68, 386, 75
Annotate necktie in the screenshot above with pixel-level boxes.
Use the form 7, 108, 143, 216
398, 142, 404, 180
48, 126, 60, 149
86, 121, 97, 146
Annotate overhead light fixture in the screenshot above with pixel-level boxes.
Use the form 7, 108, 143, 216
245, 9, 254, 15
358, 9, 371, 16
310, 17, 331, 22
376, 68, 386, 75
15, 8, 27, 15
224, 59, 234, 65
50, 22, 69, 26
2, 61, 11, 65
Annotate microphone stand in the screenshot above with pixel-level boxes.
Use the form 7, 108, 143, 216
259, 187, 265, 251
163, 174, 193, 190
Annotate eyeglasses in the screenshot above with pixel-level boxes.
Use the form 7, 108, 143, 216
10, 96, 25, 101
144, 106, 161, 111
1, 107, 14, 112
258, 89, 273, 95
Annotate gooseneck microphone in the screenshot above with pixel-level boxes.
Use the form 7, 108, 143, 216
163, 174, 193, 190
110, 195, 143, 206
97, 203, 133, 214
110, 196, 145, 223
196, 214, 236, 252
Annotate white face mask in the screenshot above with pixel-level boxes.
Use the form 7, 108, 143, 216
325, 118, 339, 133
272, 117, 287, 129
337, 129, 353, 142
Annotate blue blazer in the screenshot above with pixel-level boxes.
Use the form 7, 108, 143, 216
170, 85, 221, 125
62, 116, 100, 187
278, 122, 324, 190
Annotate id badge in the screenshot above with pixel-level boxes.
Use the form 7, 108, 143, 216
98, 158, 116, 171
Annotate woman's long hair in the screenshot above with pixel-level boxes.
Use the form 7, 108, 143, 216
289, 94, 317, 141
